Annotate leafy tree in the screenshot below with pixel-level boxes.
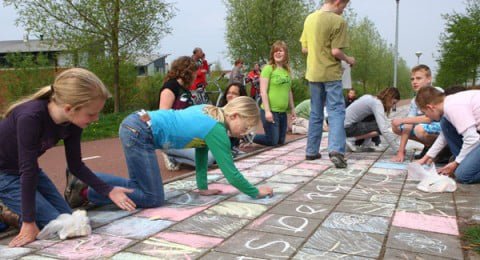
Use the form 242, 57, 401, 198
436, 0, 480, 87
223, 0, 315, 73
5, 0, 175, 112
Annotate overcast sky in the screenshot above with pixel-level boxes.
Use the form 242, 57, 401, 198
0, 1, 467, 77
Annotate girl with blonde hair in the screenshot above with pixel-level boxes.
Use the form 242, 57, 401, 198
253, 40, 296, 146
86, 96, 273, 207
0, 68, 134, 247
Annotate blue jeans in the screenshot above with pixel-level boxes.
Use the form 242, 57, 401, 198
166, 148, 215, 167
88, 113, 165, 207
0, 170, 71, 228
306, 81, 346, 156
253, 109, 287, 146
440, 117, 480, 183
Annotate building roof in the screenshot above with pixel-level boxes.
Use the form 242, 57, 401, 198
0, 40, 66, 54
132, 53, 169, 66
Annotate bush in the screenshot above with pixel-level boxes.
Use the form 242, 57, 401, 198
291, 78, 310, 106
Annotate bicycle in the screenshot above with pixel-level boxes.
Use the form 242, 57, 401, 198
191, 72, 226, 107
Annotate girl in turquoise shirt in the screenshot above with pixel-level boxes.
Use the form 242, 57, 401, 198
83, 97, 273, 207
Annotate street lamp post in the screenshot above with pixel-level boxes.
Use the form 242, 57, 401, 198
393, 0, 400, 88
415, 51, 423, 64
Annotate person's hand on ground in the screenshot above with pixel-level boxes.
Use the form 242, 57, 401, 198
196, 189, 222, 196
109, 186, 136, 212
438, 161, 458, 177
391, 151, 405, 162
9, 222, 39, 247
257, 186, 273, 199
416, 155, 433, 165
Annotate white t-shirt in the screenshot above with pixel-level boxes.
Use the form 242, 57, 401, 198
444, 90, 480, 133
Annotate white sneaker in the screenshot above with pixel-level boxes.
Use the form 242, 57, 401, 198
345, 139, 358, 152
162, 153, 180, 171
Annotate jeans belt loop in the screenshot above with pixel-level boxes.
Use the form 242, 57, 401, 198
137, 109, 152, 128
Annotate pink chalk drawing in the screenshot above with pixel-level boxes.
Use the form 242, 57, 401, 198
206, 183, 240, 194
136, 205, 208, 221
249, 214, 274, 228
39, 234, 132, 259
155, 231, 223, 248
392, 211, 459, 236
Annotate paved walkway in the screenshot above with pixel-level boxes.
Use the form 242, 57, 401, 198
1, 105, 480, 259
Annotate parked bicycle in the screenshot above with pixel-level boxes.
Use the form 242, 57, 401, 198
191, 72, 226, 107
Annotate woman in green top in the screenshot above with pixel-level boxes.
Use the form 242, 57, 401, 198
253, 41, 296, 146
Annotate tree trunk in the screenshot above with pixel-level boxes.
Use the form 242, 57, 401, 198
112, 0, 120, 113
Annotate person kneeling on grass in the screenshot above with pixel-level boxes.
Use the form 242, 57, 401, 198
344, 87, 400, 153
66, 96, 274, 210
416, 86, 480, 183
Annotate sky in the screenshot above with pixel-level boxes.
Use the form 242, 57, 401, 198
0, 1, 467, 77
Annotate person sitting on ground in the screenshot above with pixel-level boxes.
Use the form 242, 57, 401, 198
158, 56, 215, 171
416, 86, 480, 183
291, 99, 310, 135
0, 68, 134, 247
68, 97, 273, 210
253, 40, 296, 147
344, 88, 357, 107
218, 82, 248, 157
344, 87, 400, 152
229, 59, 245, 85
391, 64, 443, 162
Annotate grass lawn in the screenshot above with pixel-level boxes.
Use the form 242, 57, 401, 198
82, 111, 132, 141
463, 225, 480, 253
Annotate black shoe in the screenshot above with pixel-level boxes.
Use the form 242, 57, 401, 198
372, 136, 381, 146
329, 152, 347, 168
305, 154, 322, 160
64, 168, 87, 208
414, 146, 430, 160
0, 200, 19, 228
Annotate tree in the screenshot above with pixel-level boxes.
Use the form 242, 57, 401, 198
5, 0, 175, 112
223, 0, 315, 73
436, 0, 480, 87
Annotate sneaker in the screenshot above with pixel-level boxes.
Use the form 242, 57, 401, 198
305, 154, 321, 160
329, 152, 347, 168
0, 200, 19, 228
64, 169, 87, 208
232, 147, 246, 157
345, 139, 358, 152
162, 153, 180, 171
414, 145, 430, 160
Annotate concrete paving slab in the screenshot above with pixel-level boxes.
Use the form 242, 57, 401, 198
267, 200, 334, 220
280, 167, 321, 177
287, 187, 346, 205
111, 252, 162, 260
246, 213, 322, 237
87, 204, 135, 228
267, 173, 312, 184
94, 216, 173, 240
204, 201, 268, 219
200, 251, 266, 259
214, 230, 304, 259
344, 187, 400, 204
300, 182, 353, 194
231, 192, 287, 205
302, 227, 384, 258
170, 213, 250, 238
322, 212, 389, 235
392, 211, 459, 235
382, 247, 454, 260
135, 204, 208, 221
386, 227, 463, 259
335, 199, 396, 217
397, 196, 456, 217
0, 245, 35, 259
167, 192, 227, 206
293, 247, 374, 259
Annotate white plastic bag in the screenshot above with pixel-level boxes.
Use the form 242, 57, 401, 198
37, 210, 92, 240
407, 162, 437, 181
417, 174, 457, 193
407, 162, 457, 192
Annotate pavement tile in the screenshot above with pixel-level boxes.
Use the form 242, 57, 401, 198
163, 179, 197, 191
455, 195, 480, 220
135, 204, 208, 221
294, 163, 331, 171
344, 187, 399, 204
382, 248, 454, 259
322, 212, 389, 235
200, 251, 266, 259
354, 180, 403, 193
167, 192, 227, 206
313, 172, 360, 184
267, 172, 312, 184
454, 183, 480, 197
230, 192, 287, 205
241, 169, 276, 179
397, 196, 456, 217
257, 181, 300, 194
249, 164, 290, 175
302, 227, 384, 258
94, 216, 173, 240
361, 171, 406, 183
214, 230, 304, 259
386, 227, 463, 259
0, 245, 35, 259
280, 167, 321, 177
287, 187, 345, 205
301, 182, 353, 194
336, 199, 395, 217
368, 167, 407, 177
246, 213, 322, 237
268, 200, 334, 220
218, 175, 264, 185
392, 211, 459, 235
127, 231, 222, 259
37, 234, 133, 259
204, 201, 268, 219
20, 255, 58, 260
372, 161, 408, 170
267, 159, 300, 167
87, 204, 135, 228
170, 213, 250, 238
111, 252, 163, 260
293, 247, 374, 259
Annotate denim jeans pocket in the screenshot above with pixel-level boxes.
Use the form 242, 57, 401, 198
120, 123, 141, 148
